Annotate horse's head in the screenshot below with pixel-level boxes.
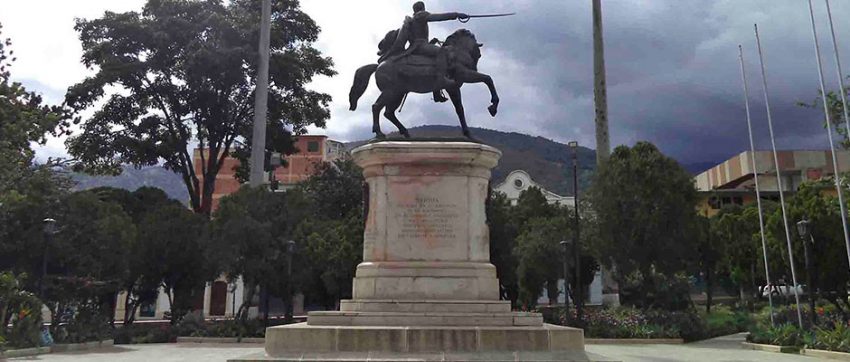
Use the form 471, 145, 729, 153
444, 29, 483, 70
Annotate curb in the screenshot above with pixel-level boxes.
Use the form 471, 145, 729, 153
0, 339, 113, 358
0, 346, 51, 358
176, 336, 265, 344
740, 341, 799, 353
802, 348, 850, 361
586, 338, 684, 345
51, 339, 114, 352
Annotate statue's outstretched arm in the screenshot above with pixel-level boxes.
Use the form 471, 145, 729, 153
427, 12, 468, 22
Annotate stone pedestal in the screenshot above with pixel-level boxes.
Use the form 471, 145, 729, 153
235, 141, 586, 361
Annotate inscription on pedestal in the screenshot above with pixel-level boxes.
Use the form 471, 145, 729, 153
396, 197, 459, 242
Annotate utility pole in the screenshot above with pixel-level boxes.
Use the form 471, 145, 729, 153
249, 0, 272, 187
592, 0, 609, 164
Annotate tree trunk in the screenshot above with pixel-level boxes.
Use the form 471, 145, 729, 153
546, 279, 559, 306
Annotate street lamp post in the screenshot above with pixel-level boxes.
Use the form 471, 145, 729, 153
559, 240, 571, 323
285, 240, 296, 323
40, 218, 57, 300
568, 141, 583, 324
796, 218, 817, 326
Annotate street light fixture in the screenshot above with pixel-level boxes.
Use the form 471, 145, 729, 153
796, 218, 817, 326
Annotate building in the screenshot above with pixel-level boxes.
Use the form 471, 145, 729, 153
695, 150, 850, 216
493, 170, 575, 206
192, 135, 345, 210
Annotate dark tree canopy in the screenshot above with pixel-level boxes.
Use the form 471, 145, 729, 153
64, 0, 335, 215
590, 141, 698, 307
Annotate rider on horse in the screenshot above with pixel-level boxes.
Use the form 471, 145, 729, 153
378, 1, 467, 102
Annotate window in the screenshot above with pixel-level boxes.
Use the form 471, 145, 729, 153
514, 179, 524, 188
307, 141, 319, 153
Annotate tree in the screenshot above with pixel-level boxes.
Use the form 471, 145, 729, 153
143, 201, 212, 324
64, 0, 335, 215
514, 216, 566, 308
0, 22, 63, 190
41, 190, 135, 334
293, 159, 364, 308
210, 186, 295, 322
799, 77, 849, 149
590, 142, 698, 309
87, 186, 180, 325
766, 180, 850, 316
487, 191, 519, 305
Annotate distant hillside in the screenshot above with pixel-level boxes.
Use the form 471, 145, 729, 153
348, 125, 596, 196
72, 165, 188, 202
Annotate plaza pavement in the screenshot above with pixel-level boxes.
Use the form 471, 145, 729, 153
9, 333, 829, 361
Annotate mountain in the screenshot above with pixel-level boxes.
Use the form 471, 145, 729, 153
348, 125, 597, 196
71, 165, 188, 202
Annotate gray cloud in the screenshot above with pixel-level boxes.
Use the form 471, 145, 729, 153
333, 0, 850, 164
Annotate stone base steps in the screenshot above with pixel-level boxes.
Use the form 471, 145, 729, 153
307, 311, 542, 327
258, 323, 583, 357
340, 299, 512, 313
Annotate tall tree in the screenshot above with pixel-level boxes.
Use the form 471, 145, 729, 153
590, 142, 698, 308
64, 0, 335, 215
487, 191, 519, 305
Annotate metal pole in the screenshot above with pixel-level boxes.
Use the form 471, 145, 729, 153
825, 0, 850, 271
249, 0, 272, 187
572, 147, 583, 324
754, 24, 804, 328
738, 45, 775, 326
560, 240, 571, 322
802, 233, 816, 326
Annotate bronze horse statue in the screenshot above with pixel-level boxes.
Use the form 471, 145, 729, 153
349, 29, 499, 139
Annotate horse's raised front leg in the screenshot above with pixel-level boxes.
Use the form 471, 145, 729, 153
445, 86, 471, 139
382, 92, 410, 138
371, 92, 388, 139
455, 68, 499, 117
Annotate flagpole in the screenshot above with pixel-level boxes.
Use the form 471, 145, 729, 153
824, 0, 850, 271
754, 24, 804, 328
739, 45, 775, 326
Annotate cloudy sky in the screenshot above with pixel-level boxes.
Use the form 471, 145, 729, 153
2, 0, 850, 164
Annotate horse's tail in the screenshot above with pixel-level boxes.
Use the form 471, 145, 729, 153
349, 64, 378, 111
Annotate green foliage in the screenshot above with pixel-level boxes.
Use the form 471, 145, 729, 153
574, 306, 702, 340
798, 80, 850, 149
808, 322, 850, 353
0, 272, 43, 349
747, 323, 805, 347
210, 186, 296, 319
514, 216, 566, 308
764, 180, 850, 313
590, 142, 698, 309
0, 23, 64, 190
487, 191, 519, 304
293, 159, 365, 308
64, 0, 335, 214
138, 200, 211, 324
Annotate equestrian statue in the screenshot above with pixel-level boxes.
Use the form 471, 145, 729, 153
349, 1, 512, 139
